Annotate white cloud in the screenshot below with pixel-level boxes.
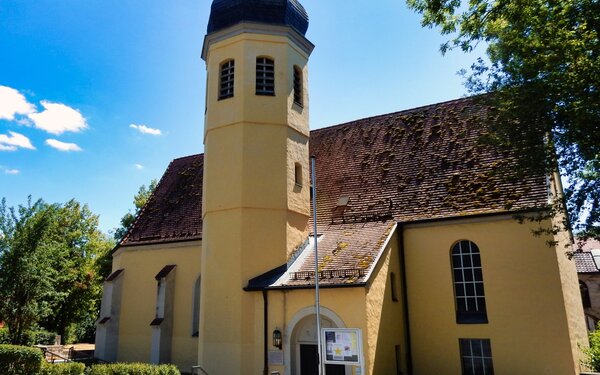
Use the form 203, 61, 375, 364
135, 164, 144, 170
0, 86, 35, 120
0, 144, 16, 151
45, 139, 82, 152
130, 123, 162, 136
0, 131, 35, 151
28, 101, 87, 135
5, 169, 19, 175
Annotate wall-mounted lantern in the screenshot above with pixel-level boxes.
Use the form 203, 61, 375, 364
273, 328, 282, 349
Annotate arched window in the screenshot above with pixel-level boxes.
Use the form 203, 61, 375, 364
256, 57, 275, 95
191, 276, 201, 337
219, 59, 235, 100
451, 240, 488, 323
581, 280, 591, 308
293, 65, 303, 106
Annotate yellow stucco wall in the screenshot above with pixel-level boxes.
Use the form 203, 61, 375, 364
404, 216, 585, 375
112, 241, 200, 371
365, 229, 407, 375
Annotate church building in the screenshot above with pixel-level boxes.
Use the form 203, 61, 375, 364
96, 1, 589, 374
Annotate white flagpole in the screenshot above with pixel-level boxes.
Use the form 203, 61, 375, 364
311, 156, 324, 375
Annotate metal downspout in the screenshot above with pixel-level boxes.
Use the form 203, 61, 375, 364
263, 289, 269, 375
398, 224, 413, 374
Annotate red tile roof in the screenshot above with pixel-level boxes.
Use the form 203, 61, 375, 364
119, 97, 548, 249
120, 154, 203, 246
574, 251, 599, 273
282, 221, 396, 286
310, 97, 547, 226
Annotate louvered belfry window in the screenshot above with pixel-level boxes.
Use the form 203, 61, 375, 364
219, 59, 235, 100
256, 57, 275, 95
293, 65, 303, 106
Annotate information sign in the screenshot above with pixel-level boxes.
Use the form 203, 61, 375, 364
321, 328, 364, 367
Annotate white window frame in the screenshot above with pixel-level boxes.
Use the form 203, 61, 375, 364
459, 338, 494, 375
451, 240, 487, 323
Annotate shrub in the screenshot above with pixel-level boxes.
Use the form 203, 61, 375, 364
0, 328, 9, 344
0, 328, 57, 346
87, 363, 180, 375
40, 362, 85, 375
27, 330, 57, 345
585, 326, 600, 371
0, 344, 43, 375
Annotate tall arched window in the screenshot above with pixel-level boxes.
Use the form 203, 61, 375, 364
581, 280, 591, 308
293, 65, 303, 106
451, 240, 488, 323
191, 276, 201, 337
256, 57, 275, 95
219, 59, 235, 100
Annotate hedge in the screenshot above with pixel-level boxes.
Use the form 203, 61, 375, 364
0, 344, 43, 375
0, 328, 57, 346
40, 362, 85, 375
87, 363, 180, 375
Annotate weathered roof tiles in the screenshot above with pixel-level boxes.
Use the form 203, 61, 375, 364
119, 97, 548, 249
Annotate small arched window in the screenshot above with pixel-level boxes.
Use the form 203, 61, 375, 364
256, 57, 275, 96
581, 280, 591, 308
451, 240, 488, 324
293, 65, 303, 106
191, 276, 201, 337
219, 59, 235, 100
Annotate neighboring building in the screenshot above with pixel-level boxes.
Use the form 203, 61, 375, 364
574, 239, 600, 331
96, 1, 589, 374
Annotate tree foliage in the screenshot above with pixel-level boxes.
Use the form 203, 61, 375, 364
113, 179, 157, 242
0, 197, 113, 344
407, 0, 600, 239
585, 324, 600, 371
0, 198, 57, 345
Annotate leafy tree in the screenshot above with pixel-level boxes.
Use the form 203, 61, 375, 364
113, 179, 157, 242
406, 0, 600, 239
38, 200, 113, 343
0, 198, 57, 344
0, 197, 113, 344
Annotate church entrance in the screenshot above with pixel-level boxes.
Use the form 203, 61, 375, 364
299, 344, 345, 375
289, 311, 350, 375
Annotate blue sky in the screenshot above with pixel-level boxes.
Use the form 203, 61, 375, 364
0, 0, 483, 234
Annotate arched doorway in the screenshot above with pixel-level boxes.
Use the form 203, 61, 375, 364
285, 307, 350, 375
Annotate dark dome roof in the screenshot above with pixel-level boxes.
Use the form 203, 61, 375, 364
207, 0, 309, 36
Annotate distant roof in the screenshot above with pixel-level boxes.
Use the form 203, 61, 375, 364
574, 238, 600, 273
119, 97, 548, 249
575, 252, 599, 273
207, 0, 309, 36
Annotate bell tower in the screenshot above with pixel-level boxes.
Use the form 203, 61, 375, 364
199, 1, 313, 373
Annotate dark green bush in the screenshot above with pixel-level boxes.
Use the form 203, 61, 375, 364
0, 328, 9, 344
0, 344, 43, 375
87, 363, 180, 375
40, 361, 85, 375
0, 327, 57, 345
27, 330, 57, 345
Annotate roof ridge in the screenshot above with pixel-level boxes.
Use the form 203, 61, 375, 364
310, 96, 476, 134
172, 153, 204, 162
